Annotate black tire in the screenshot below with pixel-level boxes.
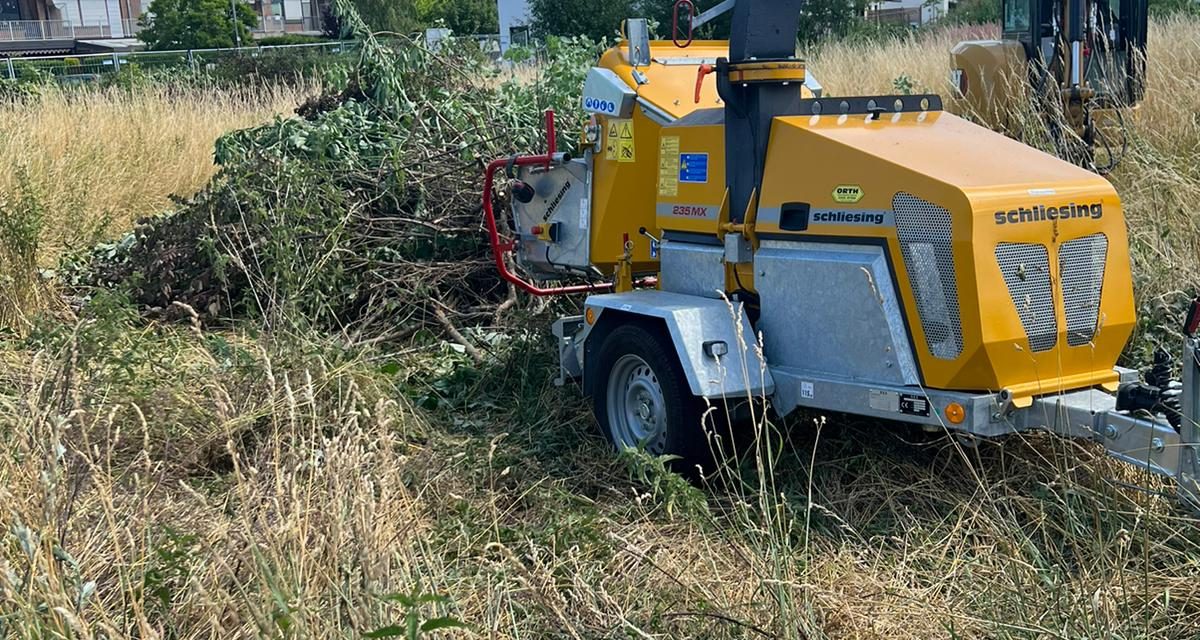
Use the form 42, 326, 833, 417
592, 323, 714, 476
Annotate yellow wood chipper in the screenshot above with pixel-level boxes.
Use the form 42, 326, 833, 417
481, 0, 1200, 508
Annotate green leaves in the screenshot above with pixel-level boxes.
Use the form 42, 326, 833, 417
364, 592, 466, 639
138, 0, 259, 51
78, 0, 601, 341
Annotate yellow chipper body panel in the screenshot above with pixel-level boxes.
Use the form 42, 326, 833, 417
586, 41, 733, 275
584, 40, 1135, 401
753, 110, 1135, 397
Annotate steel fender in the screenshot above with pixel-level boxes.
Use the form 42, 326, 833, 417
582, 290, 774, 399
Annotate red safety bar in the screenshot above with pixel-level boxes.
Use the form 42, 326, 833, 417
481, 110, 624, 297
1186, 298, 1200, 338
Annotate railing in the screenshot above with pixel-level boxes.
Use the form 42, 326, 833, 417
0, 20, 126, 42
0, 15, 326, 44
120, 19, 141, 38
1, 40, 356, 80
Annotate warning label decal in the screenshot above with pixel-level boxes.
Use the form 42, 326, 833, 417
616, 119, 635, 163
658, 136, 680, 197
605, 121, 619, 160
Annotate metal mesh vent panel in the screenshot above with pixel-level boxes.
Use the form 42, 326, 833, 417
996, 243, 1057, 352
892, 193, 963, 360
1059, 233, 1109, 347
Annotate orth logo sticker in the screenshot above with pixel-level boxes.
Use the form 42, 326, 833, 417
833, 185, 864, 204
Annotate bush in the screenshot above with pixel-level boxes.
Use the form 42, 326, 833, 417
1149, 0, 1200, 17
258, 34, 331, 46
197, 46, 351, 86
73, 0, 599, 338
416, 0, 498, 35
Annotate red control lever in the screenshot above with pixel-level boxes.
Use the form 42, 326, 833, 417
694, 63, 715, 104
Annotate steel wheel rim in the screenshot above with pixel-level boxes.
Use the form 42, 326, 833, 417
606, 354, 668, 453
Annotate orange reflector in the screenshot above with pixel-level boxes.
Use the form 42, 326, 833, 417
585, 308, 596, 325
945, 402, 966, 425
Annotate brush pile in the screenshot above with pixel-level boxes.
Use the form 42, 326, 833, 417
71, 3, 597, 340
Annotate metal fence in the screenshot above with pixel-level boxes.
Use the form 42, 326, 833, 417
428, 33, 503, 62
1, 40, 357, 81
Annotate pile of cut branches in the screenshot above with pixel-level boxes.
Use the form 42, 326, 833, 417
71, 2, 599, 342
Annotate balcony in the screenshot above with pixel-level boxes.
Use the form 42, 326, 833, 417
0, 19, 140, 43
255, 15, 319, 35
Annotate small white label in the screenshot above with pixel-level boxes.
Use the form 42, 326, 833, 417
579, 198, 589, 230
1028, 188, 1057, 196
869, 389, 901, 413
801, 381, 815, 400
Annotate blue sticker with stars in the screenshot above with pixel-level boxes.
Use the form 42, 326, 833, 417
679, 153, 708, 184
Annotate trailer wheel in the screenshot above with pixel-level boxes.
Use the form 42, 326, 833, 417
592, 324, 709, 473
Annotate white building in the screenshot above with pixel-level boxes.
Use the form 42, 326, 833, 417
866, 0, 950, 27
0, 0, 324, 55
251, 0, 325, 36
496, 0, 530, 53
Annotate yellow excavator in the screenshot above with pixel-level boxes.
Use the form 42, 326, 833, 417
481, 0, 1200, 508
950, 0, 1148, 172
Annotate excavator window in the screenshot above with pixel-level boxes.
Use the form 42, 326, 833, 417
1085, 0, 1148, 104
1003, 0, 1033, 33
1001, 0, 1045, 61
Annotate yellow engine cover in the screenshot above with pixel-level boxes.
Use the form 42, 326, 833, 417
754, 109, 1135, 397
585, 39, 1134, 398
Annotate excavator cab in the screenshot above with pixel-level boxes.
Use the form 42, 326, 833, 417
952, 0, 1148, 170
1001, 0, 1147, 104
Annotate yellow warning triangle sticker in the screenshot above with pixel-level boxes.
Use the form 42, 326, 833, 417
619, 122, 634, 139
607, 122, 619, 138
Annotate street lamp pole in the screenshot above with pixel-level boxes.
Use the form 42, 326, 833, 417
229, 0, 241, 47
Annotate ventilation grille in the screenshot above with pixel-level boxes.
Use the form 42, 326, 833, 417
893, 193, 963, 360
1059, 234, 1109, 346
996, 243, 1057, 352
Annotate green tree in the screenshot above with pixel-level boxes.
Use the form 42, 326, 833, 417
529, 0, 636, 40
796, 0, 868, 44
416, 0, 498, 34
348, 0, 420, 34
1148, 0, 1200, 17
529, 0, 882, 46
636, 0, 733, 40
138, 0, 258, 50
946, 0, 1001, 24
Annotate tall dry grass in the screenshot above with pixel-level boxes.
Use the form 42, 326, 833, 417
0, 82, 316, 262
2, 17, 1200, 640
